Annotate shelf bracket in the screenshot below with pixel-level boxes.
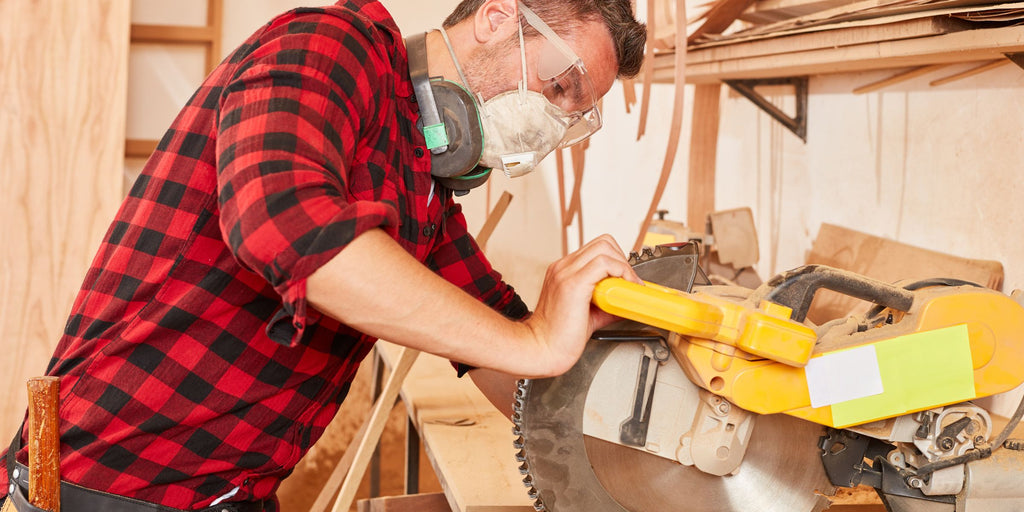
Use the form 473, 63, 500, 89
724, 77, 808, 142
1007, 52, 1024, 71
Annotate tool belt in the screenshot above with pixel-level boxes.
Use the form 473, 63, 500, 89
6, 428, 265, 512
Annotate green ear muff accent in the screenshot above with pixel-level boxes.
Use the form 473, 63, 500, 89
435, 166, 492, 194
406, 32, 489, 187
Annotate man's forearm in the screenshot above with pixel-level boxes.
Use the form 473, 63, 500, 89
307, 228, 639, 378
306, 228, 548, 376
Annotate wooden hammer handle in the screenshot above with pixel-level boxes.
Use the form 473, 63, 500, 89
26, 377, 60, 512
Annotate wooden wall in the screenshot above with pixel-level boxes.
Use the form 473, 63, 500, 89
0, 0, 130, 443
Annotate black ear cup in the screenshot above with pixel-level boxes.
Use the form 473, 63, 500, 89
422, 81, 484, 179
406, 32, 490, 193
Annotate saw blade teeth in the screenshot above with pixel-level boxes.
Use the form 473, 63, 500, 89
512, 425, 522, 436
533, 498, 546, 511
519, 461, 529, 475
527, 487, 539, 500
513, 436, 525, 449
522, 474, 534, 487
515, 448, 527, 463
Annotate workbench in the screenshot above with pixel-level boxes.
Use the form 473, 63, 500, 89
372, 341, 534, 512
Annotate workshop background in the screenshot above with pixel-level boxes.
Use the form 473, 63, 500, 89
1, 0, 1023, 510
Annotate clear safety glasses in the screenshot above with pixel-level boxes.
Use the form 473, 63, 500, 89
519, 3, 603, 148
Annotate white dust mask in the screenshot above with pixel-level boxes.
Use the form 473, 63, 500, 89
476, 88, 567, 177
440, 16, 569, 178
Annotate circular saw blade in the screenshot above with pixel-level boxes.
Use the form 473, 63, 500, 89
514, 340, 835, 512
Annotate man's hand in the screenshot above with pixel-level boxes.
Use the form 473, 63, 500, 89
307, 229, 638, 379
524, 234, 642, 376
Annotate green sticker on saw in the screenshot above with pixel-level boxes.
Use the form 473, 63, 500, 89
828, 324, 976, 428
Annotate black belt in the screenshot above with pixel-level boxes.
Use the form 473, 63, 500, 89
6, 425, 264, 512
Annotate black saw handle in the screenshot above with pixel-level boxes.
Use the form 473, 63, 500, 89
762, 265, 914, 323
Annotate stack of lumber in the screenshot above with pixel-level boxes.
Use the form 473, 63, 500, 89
653, 0, 1024, 82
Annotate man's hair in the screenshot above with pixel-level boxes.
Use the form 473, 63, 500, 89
443, 0, 647, 79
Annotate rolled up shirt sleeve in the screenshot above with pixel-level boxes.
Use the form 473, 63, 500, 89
216, 12, 400, 344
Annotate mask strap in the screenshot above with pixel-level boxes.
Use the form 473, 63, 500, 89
438, 27, 473, 93
516, 10, 528, 99
439, 27, 493, 111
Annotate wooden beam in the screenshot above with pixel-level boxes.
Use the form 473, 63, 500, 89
331, 348, 421, 512
656, 25, 1024, 83
131, 23, 217, 44
125, 139, 158, 159
740, 0, 862, 24
475, 191, 513, 250
689, 0, 758, 44
852, 63, 949, 94
376, 343, 535, 512
687, 84, 722, 231
929, 58, 1011, 86
687, 16, 969, 63
205, 0, 224, 72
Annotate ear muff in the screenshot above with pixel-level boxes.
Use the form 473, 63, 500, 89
422, 80, 484, 178
406, 32, 489, 191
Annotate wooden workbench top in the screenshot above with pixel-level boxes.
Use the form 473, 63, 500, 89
376, 342, 534, 512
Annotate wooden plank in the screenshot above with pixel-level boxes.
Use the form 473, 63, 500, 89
655, 25, 1024, 82
125, 139, 159, 159
688, 16, 970, 63
0, 0, 129, 445
929, 58, 1011, 85
377, 343, 534, 512
689, 0, 758, 44
206, 0, 224, 72
131, 23, 217, 44
852, 63, 950, 93
804, 223, 1004, 324
697, 1, 1024, 48
741, 0, 864, 23
332, 348, 421, 512
686, 84, 721, 231
476, 192, 513, 250
357, 493, 452, 512
309, 415, 374, 512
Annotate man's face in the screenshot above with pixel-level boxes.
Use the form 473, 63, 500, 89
462, 17, 617, 113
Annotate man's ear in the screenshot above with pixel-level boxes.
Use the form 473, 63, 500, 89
472, 0, 519, 44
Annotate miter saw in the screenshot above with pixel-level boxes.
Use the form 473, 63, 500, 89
513, 242, 1024, 512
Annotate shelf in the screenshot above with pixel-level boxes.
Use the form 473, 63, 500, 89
654, 21, 1024, 82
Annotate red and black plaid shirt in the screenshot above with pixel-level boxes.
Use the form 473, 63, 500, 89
1, 1, 525, 509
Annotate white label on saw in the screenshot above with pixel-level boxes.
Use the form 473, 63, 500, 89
804, 345, 884, 409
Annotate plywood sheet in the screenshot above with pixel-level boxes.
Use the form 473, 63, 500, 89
0, 0, 129, 442
804, 223, 1004, 323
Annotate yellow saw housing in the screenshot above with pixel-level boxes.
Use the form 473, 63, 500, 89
593, 277, 1024, 428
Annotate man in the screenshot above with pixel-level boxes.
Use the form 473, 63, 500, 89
1, 0, 645, 510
